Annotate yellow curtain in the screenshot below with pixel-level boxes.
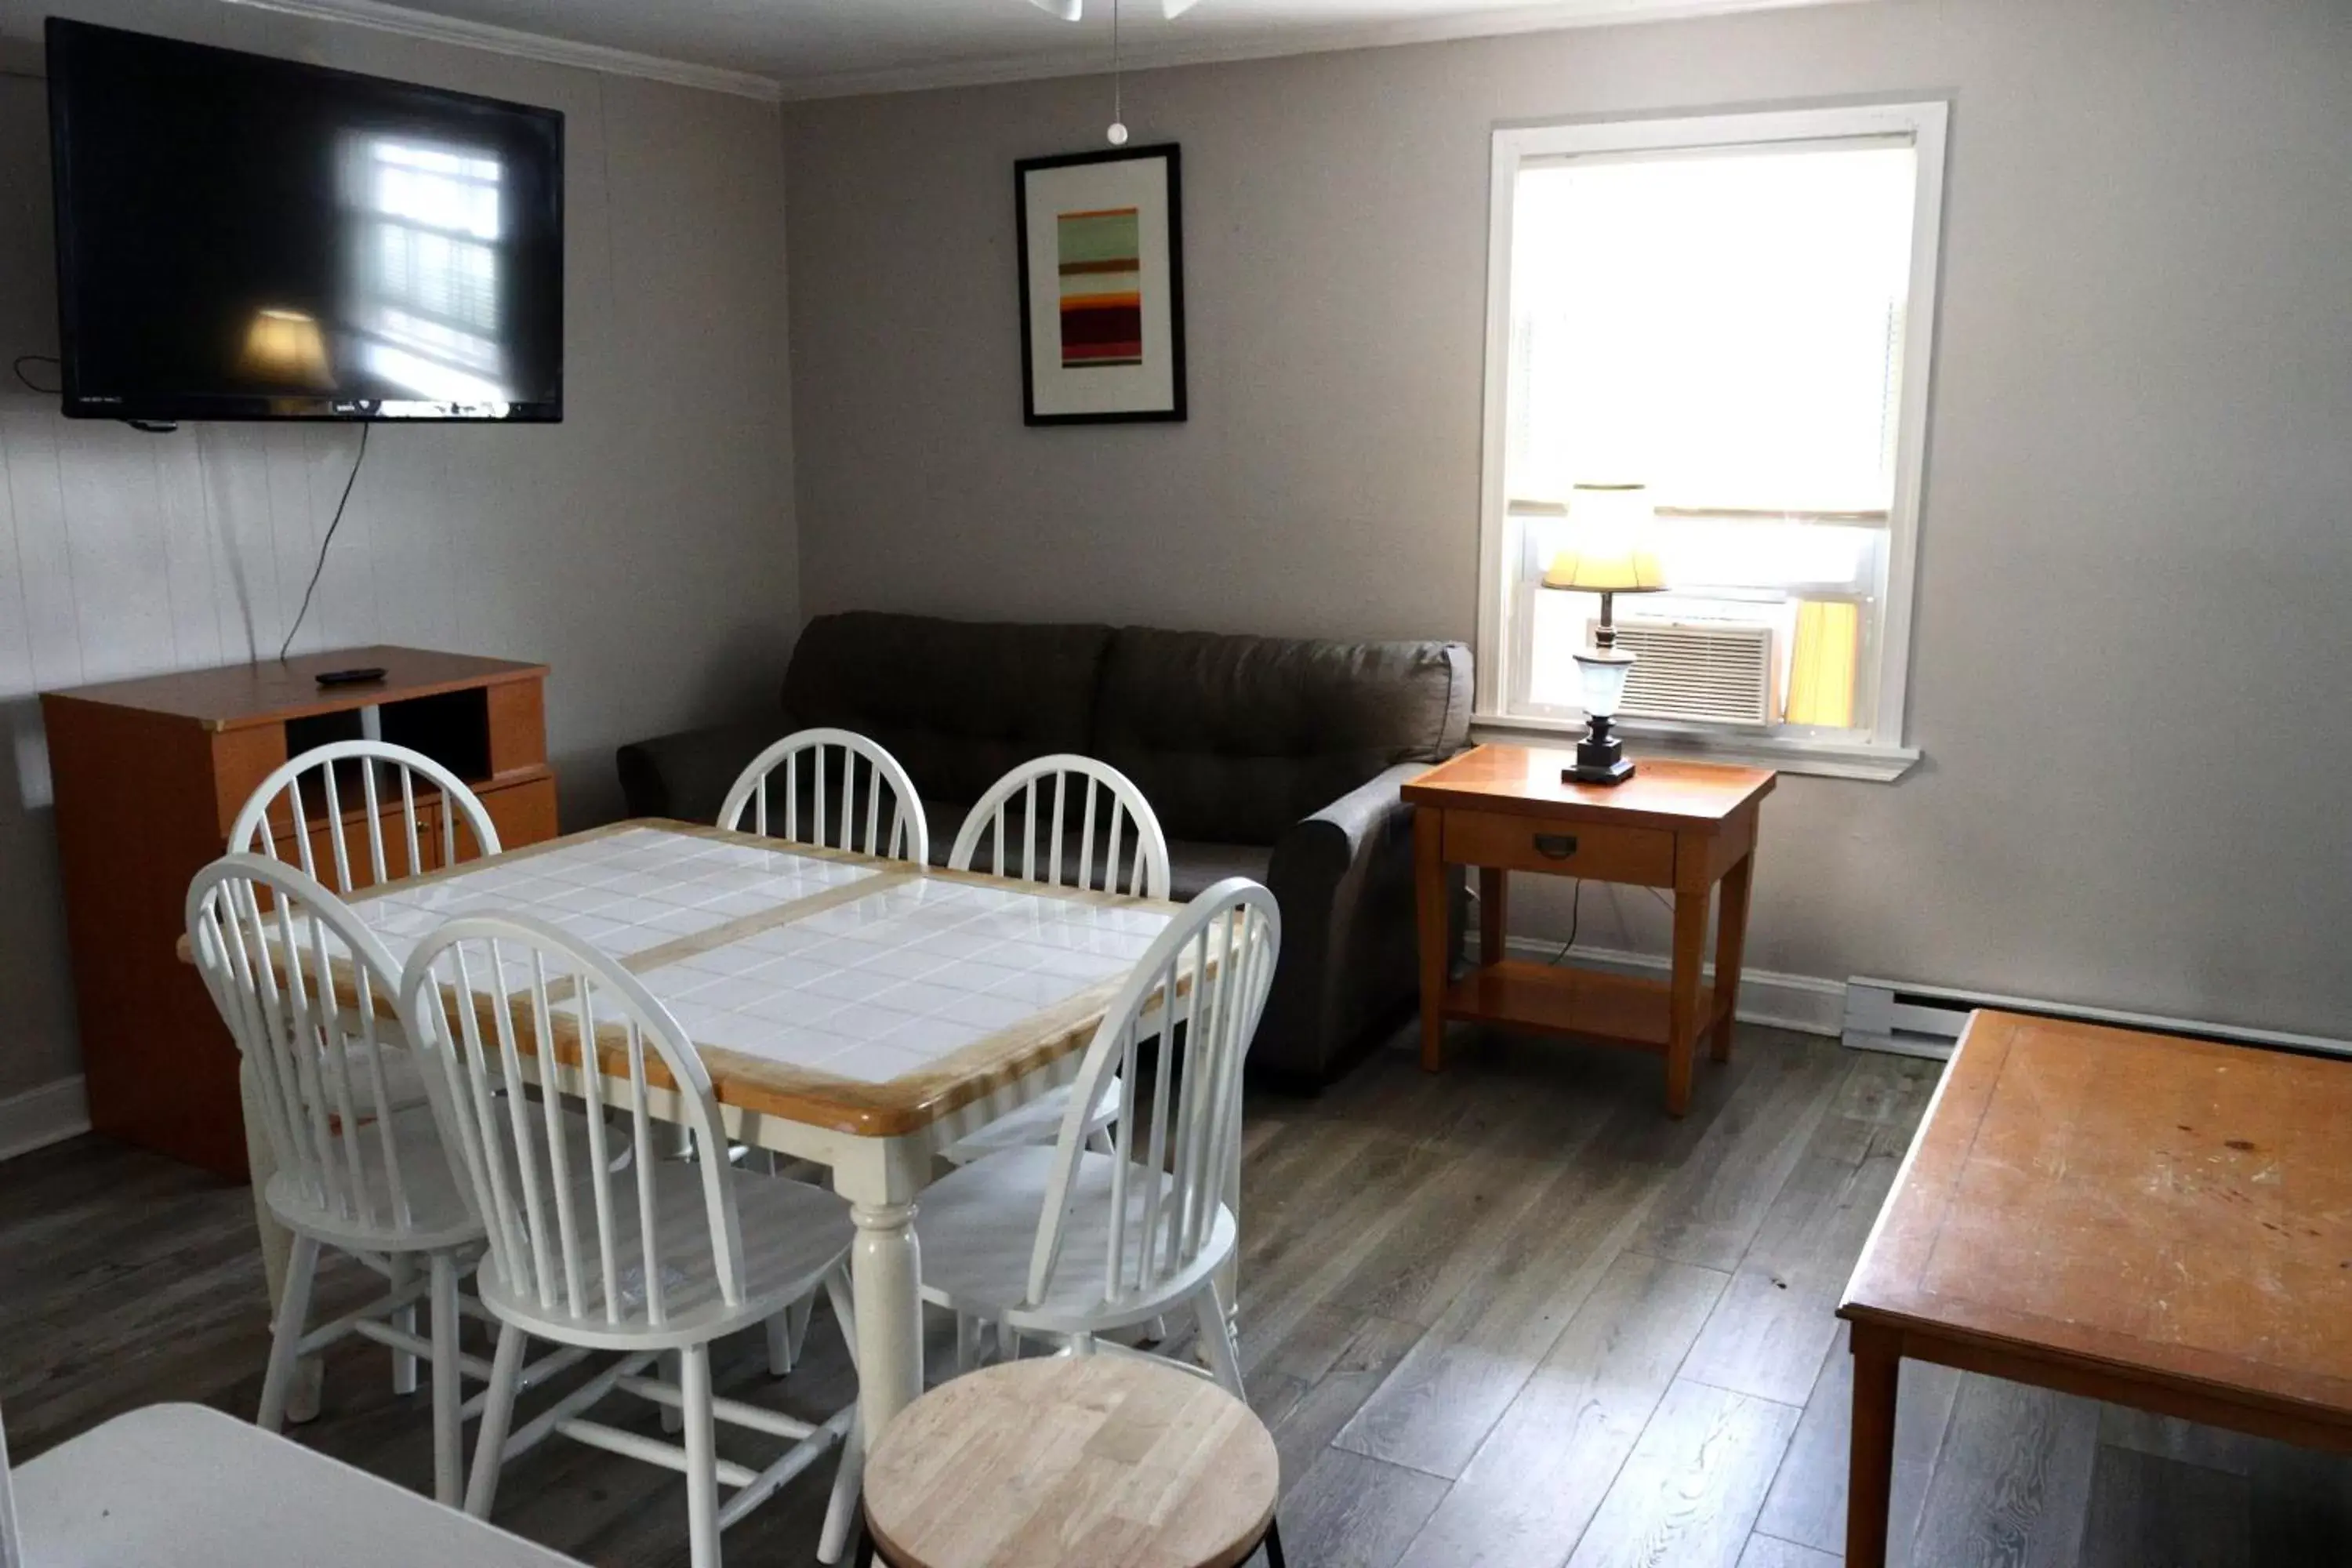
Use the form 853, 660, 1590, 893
1785, 600, 1860, 728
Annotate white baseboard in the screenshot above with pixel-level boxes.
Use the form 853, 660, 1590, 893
1500, 936, 1846, 1038
0, 1075, 91, 1163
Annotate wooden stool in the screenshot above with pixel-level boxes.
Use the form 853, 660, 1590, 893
857, 1357, 1287, 1568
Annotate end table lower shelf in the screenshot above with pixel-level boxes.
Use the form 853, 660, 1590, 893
1443, 961, 1730, 1054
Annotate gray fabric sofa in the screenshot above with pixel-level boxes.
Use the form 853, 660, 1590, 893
615, 612, 1472, 1087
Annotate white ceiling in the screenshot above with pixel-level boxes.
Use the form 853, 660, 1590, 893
254, 0, 1867, 100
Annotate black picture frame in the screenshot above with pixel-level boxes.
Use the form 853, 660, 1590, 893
1013, 143, 1186, 426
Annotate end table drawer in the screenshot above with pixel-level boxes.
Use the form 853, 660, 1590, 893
1443, 809, 1675, 887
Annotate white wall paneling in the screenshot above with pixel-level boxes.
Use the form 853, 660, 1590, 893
0, 0, 799, 1102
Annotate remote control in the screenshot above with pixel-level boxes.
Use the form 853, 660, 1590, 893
314, 666, 387, 688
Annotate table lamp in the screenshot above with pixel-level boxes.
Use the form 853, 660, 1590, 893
1541, 482, 1665, 786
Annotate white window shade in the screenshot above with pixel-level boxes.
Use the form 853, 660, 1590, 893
1505, 142, 1918, 518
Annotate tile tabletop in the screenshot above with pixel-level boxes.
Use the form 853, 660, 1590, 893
344, 819, 1179, 1136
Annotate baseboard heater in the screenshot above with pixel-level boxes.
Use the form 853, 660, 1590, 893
1842, 975, 2352, 1063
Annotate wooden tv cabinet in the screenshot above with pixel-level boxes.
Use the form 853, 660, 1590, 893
42, 647, 558, 1177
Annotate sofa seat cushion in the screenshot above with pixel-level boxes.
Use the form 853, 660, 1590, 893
1091, 628, 1472, 844
781, 612, 1114, 806
1163, 840, 1275, 902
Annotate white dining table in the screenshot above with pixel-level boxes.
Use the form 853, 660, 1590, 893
229, 818, 1179, 1451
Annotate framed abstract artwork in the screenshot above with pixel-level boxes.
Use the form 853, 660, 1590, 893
1014, 143, 1185, 425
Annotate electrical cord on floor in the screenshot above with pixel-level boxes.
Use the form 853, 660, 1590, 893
278, 421, 372, 662
12, 354, 60, 394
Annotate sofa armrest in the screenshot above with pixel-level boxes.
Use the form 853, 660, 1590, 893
614, 717, 786, 825
1258, 761, 1454, 1086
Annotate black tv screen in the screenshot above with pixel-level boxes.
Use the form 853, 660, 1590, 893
45, 19, 563, 423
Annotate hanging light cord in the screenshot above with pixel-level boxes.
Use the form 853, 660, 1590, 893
1109, 0, 1124, 139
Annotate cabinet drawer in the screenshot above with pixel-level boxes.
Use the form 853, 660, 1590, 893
1443, 809, 1675, 887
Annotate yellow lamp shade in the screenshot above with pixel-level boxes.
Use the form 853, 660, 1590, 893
1541, 481, 1666, 593
1541, 546, 1666, 593
238, 307, 334, 390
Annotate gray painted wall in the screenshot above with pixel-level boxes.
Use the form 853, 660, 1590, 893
0, 0, 797, 1098
783, 0, 2352, 1035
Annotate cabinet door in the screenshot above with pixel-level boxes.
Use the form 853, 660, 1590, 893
477, 774, 560, 855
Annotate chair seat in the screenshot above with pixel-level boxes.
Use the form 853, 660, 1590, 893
263, 1103, 485, 1253
478, 1159, 854, 1350
941, 1077, 1123, 1165
916, 1145, 1236, 1335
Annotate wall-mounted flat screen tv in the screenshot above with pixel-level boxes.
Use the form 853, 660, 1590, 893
45, 19, 564, 422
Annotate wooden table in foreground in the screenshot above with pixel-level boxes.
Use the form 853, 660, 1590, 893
216, 818, 1181, 1450
1838, 1010, 2352, 1567
1402, 744, 1774, 1116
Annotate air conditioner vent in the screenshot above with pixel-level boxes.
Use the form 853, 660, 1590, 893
1607, 619, 1778, 725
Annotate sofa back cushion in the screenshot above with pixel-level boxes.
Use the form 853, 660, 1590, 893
781, 612, 1114, 804
1092, 629, 1472, 844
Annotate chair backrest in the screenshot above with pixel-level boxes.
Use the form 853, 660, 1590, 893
230, 741, 502, 895
397, 915, 746, 1334
948, 754, 1171, 900
1026, 878, 1280, 1312
187, 853, 422, 1235
717, 727, 929, 865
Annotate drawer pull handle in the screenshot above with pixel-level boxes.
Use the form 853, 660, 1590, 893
1534, 833, 1579, 861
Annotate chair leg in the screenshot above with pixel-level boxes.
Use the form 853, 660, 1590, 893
789, 1293, 815, 1363
955, 1312, 981, 1374
388, 1252, 419, 1396
466, 1323, 528, 1519
681, 1343, 720, 1568
257, 1234, 321, 1432
1195, 1280, 1246, 1401
429, 1251, 463, 1507
768, 1291, 816, 1377
661, 1349, 686, 1432
817, 1415, 864, 1565
1261, 1516, 1287, 1568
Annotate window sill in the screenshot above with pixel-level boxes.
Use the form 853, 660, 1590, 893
1469, 710, 1921, 782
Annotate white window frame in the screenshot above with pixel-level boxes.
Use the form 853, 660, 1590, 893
1475, 100, 1949, 782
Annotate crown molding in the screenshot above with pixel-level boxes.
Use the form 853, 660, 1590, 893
772, 0, 1875, 102
216, 0, 784, 100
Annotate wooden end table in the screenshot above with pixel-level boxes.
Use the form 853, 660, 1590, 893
1402, 744, 1774, 1116
1839, 1010, 2352, 1567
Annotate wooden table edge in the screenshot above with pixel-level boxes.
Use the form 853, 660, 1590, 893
1836, 1300, 2352, 1454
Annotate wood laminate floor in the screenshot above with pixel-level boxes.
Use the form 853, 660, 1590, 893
3, 1026, 2347, 1566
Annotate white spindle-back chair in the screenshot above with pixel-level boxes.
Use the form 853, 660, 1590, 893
232, 739, 502, 1398
186, 853, 485, 1504
947, 754, 1171, 898
397, 915, 864, 1568
938, 754, 1171, 1174
717, 728, 928, 864
230, 741, 503, 894
913, 877, 1281, 1396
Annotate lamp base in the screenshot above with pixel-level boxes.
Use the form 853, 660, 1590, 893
1566, 757, 1636, 786
1565, 720, 1636, 786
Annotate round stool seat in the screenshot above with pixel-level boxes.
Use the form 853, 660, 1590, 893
864, 1357, 1279, 1568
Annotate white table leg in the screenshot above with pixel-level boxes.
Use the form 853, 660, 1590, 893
831, 1138, 927, 1444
